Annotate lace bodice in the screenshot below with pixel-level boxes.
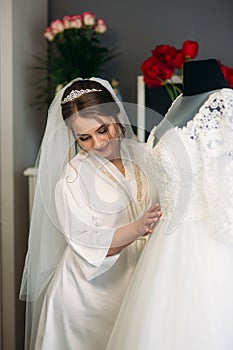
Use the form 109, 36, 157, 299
146, 88, 233, 241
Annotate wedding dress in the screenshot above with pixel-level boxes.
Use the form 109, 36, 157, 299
106, 88, 233, 350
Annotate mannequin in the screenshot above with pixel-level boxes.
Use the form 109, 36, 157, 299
153, 58, 230, 144
106, 61, 233, 350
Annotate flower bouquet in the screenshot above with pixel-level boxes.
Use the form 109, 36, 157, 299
35, 11, 116, 105
141, 40, 233, 104
141, 40, 199, 102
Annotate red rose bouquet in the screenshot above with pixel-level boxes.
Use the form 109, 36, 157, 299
141, 40, 199, 101
141, 40, 233, 102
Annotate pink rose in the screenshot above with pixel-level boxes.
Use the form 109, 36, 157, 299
94, 19, 107, 33
62, 16, 72, 29
43, 27, 55, 41
82, 11, 96, 26
50, 19, 64, 35
69, 15, 82, 29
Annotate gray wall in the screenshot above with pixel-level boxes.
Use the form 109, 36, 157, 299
13, 0, 48, 349
50, 0, 233, 107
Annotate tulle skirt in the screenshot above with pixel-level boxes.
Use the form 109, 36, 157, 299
106, 219, 233, 350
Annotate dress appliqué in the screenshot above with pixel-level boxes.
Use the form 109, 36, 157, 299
146, 88, 233, 242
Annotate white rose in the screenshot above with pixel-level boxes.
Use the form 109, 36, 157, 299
62, 16, 72, 29
82, 11, 96, 26
94, 19, 107, 33
50, 20, 64, 35
70, 15, 82, 29
43, 28, 54, 41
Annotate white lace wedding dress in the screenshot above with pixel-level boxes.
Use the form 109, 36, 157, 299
106, 88, 233, 350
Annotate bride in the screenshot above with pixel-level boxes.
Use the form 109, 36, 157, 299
19, 77, 161, 349
106, 59, 233, 350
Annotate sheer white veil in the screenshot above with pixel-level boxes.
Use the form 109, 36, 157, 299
19, 77, 136, 348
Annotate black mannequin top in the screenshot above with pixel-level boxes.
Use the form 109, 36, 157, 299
182, 58, 229, 96
152, 59, 230, 143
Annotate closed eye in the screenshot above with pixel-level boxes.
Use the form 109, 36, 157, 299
78, 135, 90, 142
98, 125, 108, 134
76, 124, 109, 142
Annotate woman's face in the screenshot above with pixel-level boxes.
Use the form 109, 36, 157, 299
72, 115, 120, 160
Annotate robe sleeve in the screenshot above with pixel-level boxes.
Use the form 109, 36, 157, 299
55, 177, 121, 281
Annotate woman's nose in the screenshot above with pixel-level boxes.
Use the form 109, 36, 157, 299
92, 134, 105, 148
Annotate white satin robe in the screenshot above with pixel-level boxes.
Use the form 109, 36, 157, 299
34, 139, 159, 350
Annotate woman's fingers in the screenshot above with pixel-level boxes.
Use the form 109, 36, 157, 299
146, 210, 162, 220
144, 206, 162, 230
147, 205, 162, 217
147, 203, 160, 212
146, 217, 159, 225
140, 204, 162, 236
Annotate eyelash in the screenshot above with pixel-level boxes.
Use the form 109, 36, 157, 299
78, 126, 108, 142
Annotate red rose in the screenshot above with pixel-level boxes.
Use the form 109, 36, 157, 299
218, 61, 228, 76
219, 61, 233, 88
151, 45, 170, 61
144, 75, 162, 88
226, 69, 233, 88
141, 40, 199, 92
141, 56, 174, 87
141, 56, 157, 75
164, 48, 185, 69
152, 44, 171, 63
152, 45, 185, 69
157, 63, 173, 81
182, 40, 199, 59
141, 57, 160, 87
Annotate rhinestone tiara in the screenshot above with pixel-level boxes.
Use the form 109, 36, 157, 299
61, 88, 102, 104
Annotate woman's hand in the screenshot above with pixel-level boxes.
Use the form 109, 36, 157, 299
108, 203, 162, 256
136, 203, 162, 237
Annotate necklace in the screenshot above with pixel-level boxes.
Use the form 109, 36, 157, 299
90, 144, 143, 205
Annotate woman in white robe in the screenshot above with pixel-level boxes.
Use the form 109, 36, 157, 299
19, 77, 160, 350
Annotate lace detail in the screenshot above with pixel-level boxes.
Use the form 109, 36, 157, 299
146, 88, 233, 241
146, 134, 208, 223
175, 88, 233, 156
